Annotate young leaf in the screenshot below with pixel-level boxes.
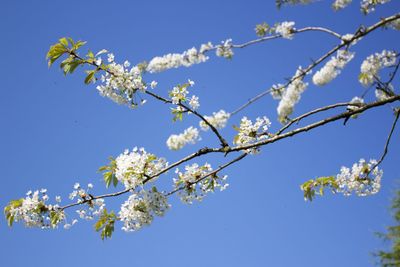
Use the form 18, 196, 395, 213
84, 70, 96, 84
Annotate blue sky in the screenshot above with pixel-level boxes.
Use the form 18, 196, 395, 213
1, 0, 400, 266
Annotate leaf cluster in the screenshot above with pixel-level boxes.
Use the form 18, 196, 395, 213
300, 176, 338, 201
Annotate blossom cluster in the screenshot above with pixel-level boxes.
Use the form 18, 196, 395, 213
332, 0, 352, 10
375, 84, 393, 101
199, 110, 230, 131
76, 198, 106, 221
276, 68, 309, 123
173, 163, 228, 203
312, 50, 355, 86
5, 189, 54, 228
336, 159, 382, 196
359, 50, 397, 87
146, 43, 213, 73
274, 21, 295, 39
233, 116, 271, 153
67, 183, 105, 225
166, 126, 200, 150
169, 80, 197, 108
114, 148, 168, 189
96, 53, 147, 107
119, 188, 170, 232
361, 0, 391, 14
216, 39, 234, 59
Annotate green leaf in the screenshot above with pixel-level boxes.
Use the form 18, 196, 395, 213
47, 43, 68, 67
87, 50, 94, 59
94, 209, 116, 240
84, 70, 96, 84
98, 165, 109, 172
4, 199, 23, 227
113, 175, 118, 187
59, 37, 68, 47
104, 172, 113, 188
50, 211, 63, 227
73, 41, 87, 51
232, 125, 241, 132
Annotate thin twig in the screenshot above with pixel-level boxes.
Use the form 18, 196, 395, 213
230, 13, 400, 116
165, 153, 247, 197
145, 90, 229, 147
372, 109, 400, 170
275, 101, 361, 135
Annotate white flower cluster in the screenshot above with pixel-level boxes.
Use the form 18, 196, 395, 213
336, 159, 382, 196
276, 68, 309, 123
169, 79, 197, 109
275, 21, 296, 39
166, 126, 200, 150
361, 0, 391, 14
199, 110, 230, 131
341, 34, 361, 46
76, 198, 105, 221
115, 148, 168, 189
332, 0, 352, 10
270, 84, 285, 100
375, 85, 393, 101
96, 54, 147, 107
216, 39, 234, 59
69, 182, 93, 201
359, 50, 397, 86
233, 116, 271, 153
173, 163, 228, 203
7, 189, 56, 228
312, 50, 355, 86
119, 189, 170, 232
68, 183, 105, 223
146, 43, 212, 73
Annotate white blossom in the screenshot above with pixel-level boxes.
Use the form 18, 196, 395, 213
119, 189, 170, 232
270, 84, 285, 100
76, 198, 105, 220
336, 159, 382, 196
233, 116, 271, 153
166, 127, 200, 150
277, 67, 309, 123
146, 44, 211, 73
332, 0, 352, 10
188, 95, 200, 110
312, 50, 355, 86
173, 163, 228, 203
150, 80, 158, 89
361, 0, 391, 14
275, 21, 295, 39
96, 54, 147, 107
216, 39, 234, 59
359, 50, 397, 86
6, 189, 64, 229
375, 87, 392, 101
199, 110, 230, 131
114, 147, 168, 189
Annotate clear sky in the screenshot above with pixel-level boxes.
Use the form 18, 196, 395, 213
1, 0, 400, 266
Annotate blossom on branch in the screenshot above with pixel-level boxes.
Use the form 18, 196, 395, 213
312, 50, 355, 86
166, 126, 200, 150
